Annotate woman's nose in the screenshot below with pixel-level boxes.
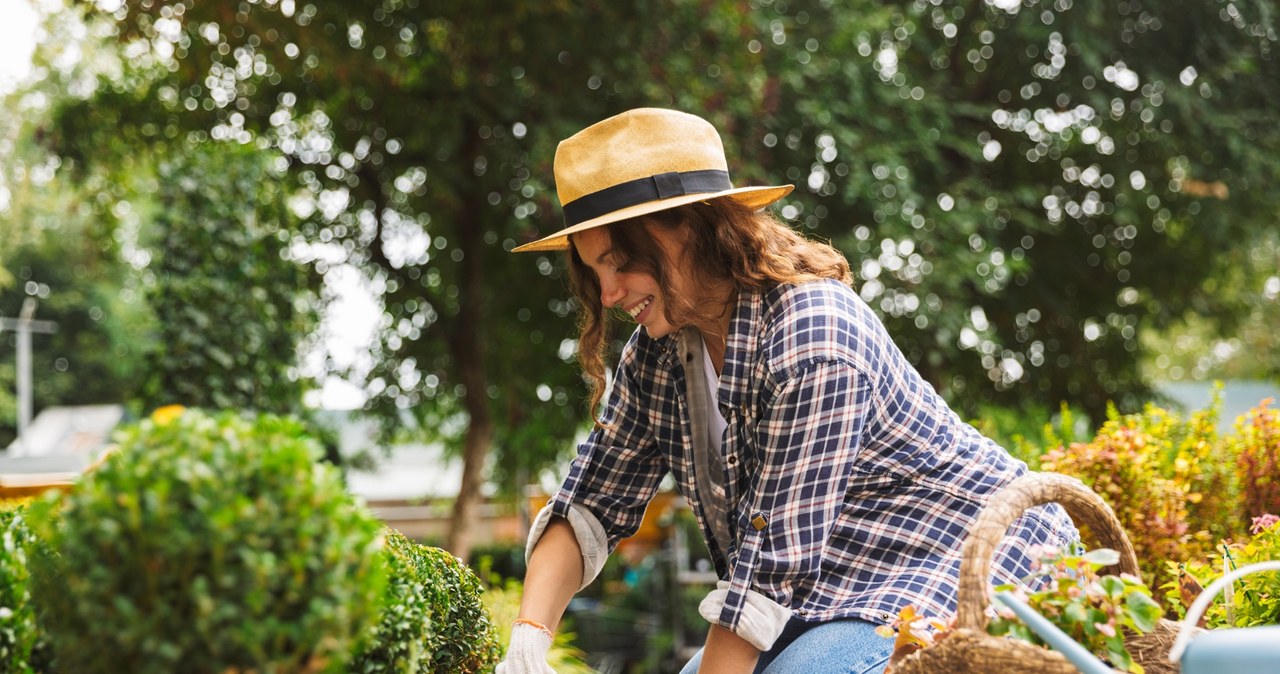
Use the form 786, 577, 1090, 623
600, 275, 625, 308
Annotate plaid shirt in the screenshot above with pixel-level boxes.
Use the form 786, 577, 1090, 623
546, 279, 1077, 635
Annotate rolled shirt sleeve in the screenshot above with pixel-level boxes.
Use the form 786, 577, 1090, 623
528, 339, 669, 587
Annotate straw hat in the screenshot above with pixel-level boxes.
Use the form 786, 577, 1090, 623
512, 108, 794, 253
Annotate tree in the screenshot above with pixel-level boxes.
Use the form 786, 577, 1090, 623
1, 3, 320, 440
741, 0, 1280, 419
47, 0, 774, 559
138, 144, 318, 413
36, 0, 1280, 559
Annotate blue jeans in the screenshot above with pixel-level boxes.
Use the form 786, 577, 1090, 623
679, 617, 892, 674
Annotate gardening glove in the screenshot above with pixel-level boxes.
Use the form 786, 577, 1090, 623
495, 621, 555, 674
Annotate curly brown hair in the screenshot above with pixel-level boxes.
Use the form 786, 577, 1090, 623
567, 197, 853, 422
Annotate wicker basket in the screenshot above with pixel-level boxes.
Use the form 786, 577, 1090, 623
888, 471, 1186, 674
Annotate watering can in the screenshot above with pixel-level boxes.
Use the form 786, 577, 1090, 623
995, 560, 1280, 674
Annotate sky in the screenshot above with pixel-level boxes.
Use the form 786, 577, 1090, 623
0, 0, 38, 94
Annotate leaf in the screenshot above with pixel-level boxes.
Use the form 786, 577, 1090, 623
1081, 548, 1121, 567
1124, 591, 1162, 633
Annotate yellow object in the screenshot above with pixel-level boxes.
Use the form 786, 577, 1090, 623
150, 405, 186, 425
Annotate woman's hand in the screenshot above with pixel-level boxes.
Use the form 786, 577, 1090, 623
495, 621, 556, 674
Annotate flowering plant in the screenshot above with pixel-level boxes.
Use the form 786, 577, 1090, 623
988, 545, 1163, 673
1162, 513, 1280, 628
875, 605, 952, 664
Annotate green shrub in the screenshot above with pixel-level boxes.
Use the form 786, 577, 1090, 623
1163, 514, 1280, 627
1, 503, 50, 674
352, 530, 501, 673
350, 530, 435, 673
1041, 413, 1194, 593
26, 408, 386, 674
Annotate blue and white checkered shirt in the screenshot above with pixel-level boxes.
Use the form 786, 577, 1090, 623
543, 279, 1077, 643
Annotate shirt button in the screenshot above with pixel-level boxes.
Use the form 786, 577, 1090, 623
726, 455, 738, 466
750, 513, 768, 530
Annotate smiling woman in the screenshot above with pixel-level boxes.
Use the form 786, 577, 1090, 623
498, 108, 1080, 674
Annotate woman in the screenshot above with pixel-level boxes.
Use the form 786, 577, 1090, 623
498, 108, 1076, 674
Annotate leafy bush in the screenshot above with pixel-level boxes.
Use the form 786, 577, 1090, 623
1232, 399, 1280, 521
987, 546, 1163, 674
353, 530, 501, 673
1040, 415, 1194, 592
1, 503, 50, 674
26, 408, 386, 674
1038, 397, 1254, 592
1162, 514, 1280, 628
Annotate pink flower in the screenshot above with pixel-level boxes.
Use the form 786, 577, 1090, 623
1095, 621, 1117, 637
1250, 513, 1279, 535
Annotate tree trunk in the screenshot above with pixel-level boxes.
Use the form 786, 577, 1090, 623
445, 121, 493, 563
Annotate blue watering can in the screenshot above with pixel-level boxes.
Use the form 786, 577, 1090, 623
996, 560, 1280, 674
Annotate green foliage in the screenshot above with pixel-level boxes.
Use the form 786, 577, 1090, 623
21, 0, 1280, 559
989, 546, 1163, 673
0, 504, 50, 674
352, 530, 501, 674
1164, 516, 1280, 628
969, 401, 1094, 469
350, 529, 434, 673
138, 144, 318, 414
747, 0, 1280, 420
25, 408, 386, 674
1040, 400, 1242, 592
484, 580, 593, 674
353, 531, 500, 674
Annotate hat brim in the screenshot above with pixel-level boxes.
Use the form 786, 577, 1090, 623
511, 184, 795, 253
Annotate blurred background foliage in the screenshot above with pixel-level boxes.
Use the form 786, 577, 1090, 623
0, 0, 1277, 561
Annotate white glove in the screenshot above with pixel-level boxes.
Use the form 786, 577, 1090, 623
495, 621, 556, 674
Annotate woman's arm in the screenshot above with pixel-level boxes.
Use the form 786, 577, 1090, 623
698, 625, 761, 674
518, 517, 585, 630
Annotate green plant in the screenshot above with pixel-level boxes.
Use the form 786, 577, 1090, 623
1162, 514, 1280, 628
1039, 398, 1250, 593
1041, 417, 1193, 593
352, 529, 502, 673
1, 503, 48, 674
484, 580, 592, 674
26, 408, 386, 674
988, 546, 1163, 674
969, 401, 1094, 470
1232, 399, 1280, 521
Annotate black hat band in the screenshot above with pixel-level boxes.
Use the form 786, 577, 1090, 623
561, 169, 732, 226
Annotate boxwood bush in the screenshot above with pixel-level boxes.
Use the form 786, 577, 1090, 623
26, 408, 386, 674
1, 502, 51, 674
351, 529, 501, 673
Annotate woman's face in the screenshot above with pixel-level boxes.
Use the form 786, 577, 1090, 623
572, 222, 690, 339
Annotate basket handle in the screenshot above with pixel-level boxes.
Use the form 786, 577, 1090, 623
956, 471, 1141, 630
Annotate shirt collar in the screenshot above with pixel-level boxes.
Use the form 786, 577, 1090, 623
652, 286, 764, 407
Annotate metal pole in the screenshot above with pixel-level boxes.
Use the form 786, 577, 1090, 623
15, 299, 36, 456
2, 298, 56, 457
